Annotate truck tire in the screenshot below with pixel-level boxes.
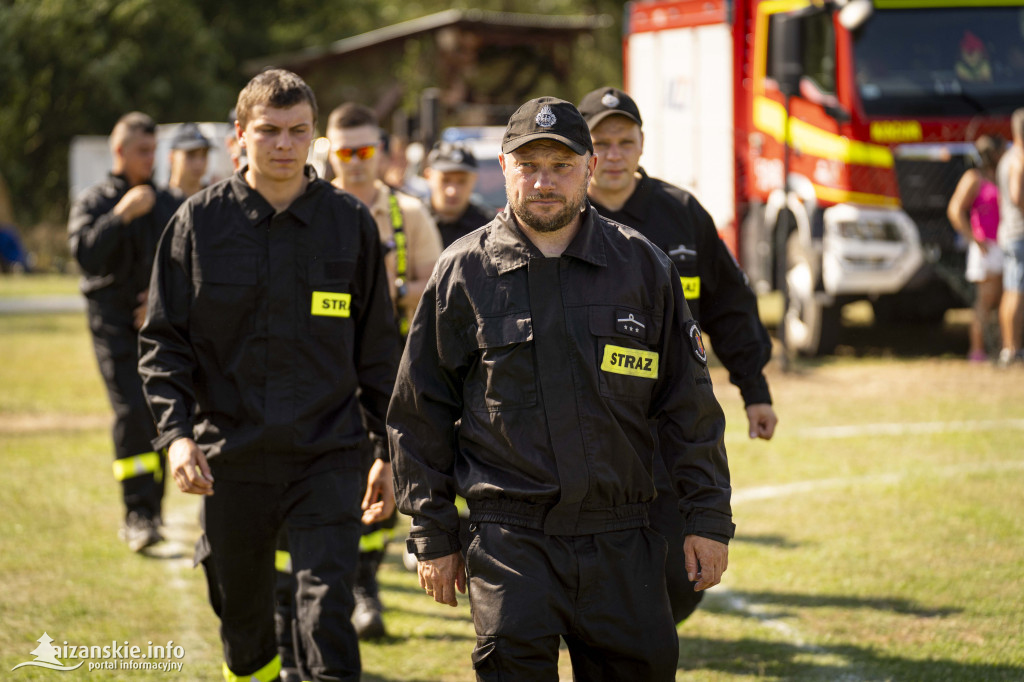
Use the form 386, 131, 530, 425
783, 230, 840, 356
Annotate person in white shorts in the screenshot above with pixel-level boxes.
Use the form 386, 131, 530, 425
949, 134, 1005, 362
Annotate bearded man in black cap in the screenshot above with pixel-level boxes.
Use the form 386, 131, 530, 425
388, 96, 734, 681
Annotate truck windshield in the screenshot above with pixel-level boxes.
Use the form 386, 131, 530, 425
853, 7, 1024, 117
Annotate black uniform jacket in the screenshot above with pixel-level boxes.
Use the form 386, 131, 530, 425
68, 173, 181, 310
139, 168, 401, 482
434, 201, 494, 249
591, 169, 773, 406
389, 204, 734, 560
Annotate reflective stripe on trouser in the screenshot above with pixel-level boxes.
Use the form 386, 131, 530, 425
112, 451, 163, 483
275, 550, 292, 574
222, 655, 281, 682
358, 528, 394, 553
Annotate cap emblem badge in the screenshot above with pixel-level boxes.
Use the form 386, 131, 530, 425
535, 105, 557, 128
601, 92, 620, 108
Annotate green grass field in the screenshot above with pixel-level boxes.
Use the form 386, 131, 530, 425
2, 278, 1023, 681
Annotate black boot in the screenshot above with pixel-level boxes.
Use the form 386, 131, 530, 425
351, 550, 386, 640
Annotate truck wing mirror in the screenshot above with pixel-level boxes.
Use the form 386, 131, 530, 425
838, 0, 873, 32
771, 13, 804, 98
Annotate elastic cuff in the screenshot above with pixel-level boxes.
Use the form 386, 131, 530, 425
407, 532, 461, 561
152, 426, 193, 453
738, 376, 772, 407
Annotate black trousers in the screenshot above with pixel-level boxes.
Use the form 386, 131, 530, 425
467, 523, 678, 682
650, 454, 706, 623
197, 467, 363, 681
87, 300, 163, 518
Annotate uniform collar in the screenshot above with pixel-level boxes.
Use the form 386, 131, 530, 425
487, 202, 607, 275
230, 165, 322, 227
592, 167, 653, 224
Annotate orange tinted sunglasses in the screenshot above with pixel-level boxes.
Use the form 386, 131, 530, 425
334, 145, 377, 162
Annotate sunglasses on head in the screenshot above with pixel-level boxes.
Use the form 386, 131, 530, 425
334, 145, 377, 162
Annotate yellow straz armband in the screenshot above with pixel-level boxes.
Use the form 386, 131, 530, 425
311, 291, 352, 317
601, 344, 659, 379
680, 276, 700, 299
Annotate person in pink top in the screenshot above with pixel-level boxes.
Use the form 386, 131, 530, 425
948, 134, 1006, 362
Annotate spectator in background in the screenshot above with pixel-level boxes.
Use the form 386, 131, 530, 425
167, 122, 211, 200
326, 102, 443, 639
423, 141, 493, 248
0, 223, 32, 272
948, 134, 1004, 362
67, 111, 181, 553
997, 108, 1024, 367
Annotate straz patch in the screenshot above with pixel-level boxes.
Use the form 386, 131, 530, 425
686, 320, 707, 365
601, 344, 659, 379
311, 291, 352, 318
680, 276, 701, 300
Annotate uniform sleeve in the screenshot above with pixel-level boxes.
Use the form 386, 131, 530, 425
651, 262, 735, 543
138, 205, 197, 451
351, 206, 402, 459
388, 266, 467, 560
693, 201, 773, 406
67, 188, 127, 277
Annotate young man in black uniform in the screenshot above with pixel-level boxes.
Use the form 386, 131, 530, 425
423, 141, 493, 248
138, 69, 401, 682
68, 111, 181, 553
579, 86, 778, 623
389, 97, 734, 681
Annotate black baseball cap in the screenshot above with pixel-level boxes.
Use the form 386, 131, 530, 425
577, 87, 643, 129
170, 122, 211, 151
427, 141, 478, 172
502, 97, 594, 156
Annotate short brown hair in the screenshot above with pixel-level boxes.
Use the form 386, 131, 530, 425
109, 112, 156, 154
236, 68, 318, 129
327, 103, 378, 132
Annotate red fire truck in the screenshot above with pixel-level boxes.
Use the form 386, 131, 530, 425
624, 0, 1023, 354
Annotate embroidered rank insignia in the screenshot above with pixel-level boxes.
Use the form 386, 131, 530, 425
615, 310, 647, 339
686, 320, 707, 365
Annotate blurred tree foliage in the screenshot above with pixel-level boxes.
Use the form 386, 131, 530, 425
0, 0, 625, 227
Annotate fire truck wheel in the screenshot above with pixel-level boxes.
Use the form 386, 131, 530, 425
783, 231, 840, 356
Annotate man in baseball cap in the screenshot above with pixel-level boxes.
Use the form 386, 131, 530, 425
581, 85, 773, 627
390, 94, 732, 680
424, 141, 493, 247
168, 122, 211, 199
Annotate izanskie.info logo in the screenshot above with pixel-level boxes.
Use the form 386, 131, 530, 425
11, 632, 185, 674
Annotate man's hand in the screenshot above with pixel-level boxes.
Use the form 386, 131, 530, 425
683, 535, 728, 591
417, 552, 466, 607
167, 437, 214, 496
746, 403, 778, 440
133, 290, 149, 330
361, 459, 396, 525
113, 185, 156, 223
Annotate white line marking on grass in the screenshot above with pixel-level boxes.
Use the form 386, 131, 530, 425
158, 503, 216, 662
795, 418, 1024, 440
734, 460, 1024, 504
